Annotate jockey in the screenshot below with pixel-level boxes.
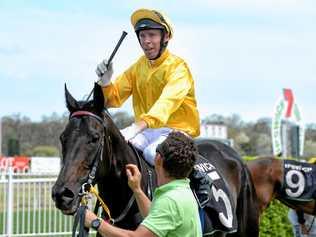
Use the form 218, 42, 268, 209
96, 8, 200, 166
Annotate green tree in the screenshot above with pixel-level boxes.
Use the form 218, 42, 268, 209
112, 111, 134, 129
7, 138, 20, 156
304, 140, 316, 158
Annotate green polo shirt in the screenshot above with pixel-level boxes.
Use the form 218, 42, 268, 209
141, 178, 202, 237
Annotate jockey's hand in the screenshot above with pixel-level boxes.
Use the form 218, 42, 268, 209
120, 121, 147, 141
126, 164, 142, 192
95, 59, 113, 87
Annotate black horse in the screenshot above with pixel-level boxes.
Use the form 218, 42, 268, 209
52, 83, 259, 236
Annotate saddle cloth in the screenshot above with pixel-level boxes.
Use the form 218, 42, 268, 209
280, 160, 316, 201
193, 156, 237, 235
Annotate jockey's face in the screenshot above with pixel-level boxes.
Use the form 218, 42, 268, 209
139, 29, 168, 60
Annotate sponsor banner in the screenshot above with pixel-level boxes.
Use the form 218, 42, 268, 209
30, 157, 61, 174
271, 89, 305, 157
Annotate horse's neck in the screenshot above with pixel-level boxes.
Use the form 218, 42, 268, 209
105, 121, 138, 161
98, 118, 155, 212
104, 129, 139, 179
97, 131, 142, 208
114, 136, 139, 165
96, 141, 157, 228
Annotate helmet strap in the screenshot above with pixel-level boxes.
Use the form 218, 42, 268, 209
154, 30, 168, 60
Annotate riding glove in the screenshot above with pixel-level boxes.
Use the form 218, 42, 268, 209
120, 123, 142, 141
95, 59, 113, 87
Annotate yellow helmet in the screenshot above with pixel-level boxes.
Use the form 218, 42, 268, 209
131, 8, 174, 39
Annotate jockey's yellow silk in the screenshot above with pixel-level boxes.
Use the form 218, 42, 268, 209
102, 50, 200, 137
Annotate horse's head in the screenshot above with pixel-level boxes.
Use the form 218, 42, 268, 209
52, 83, 110, 215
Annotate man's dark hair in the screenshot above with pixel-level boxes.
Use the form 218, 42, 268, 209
156, 131, 197, 179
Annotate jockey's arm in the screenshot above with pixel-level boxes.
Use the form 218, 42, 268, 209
101, 65, 134, 108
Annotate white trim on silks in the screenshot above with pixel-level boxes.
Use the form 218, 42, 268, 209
130, 127, 173, 165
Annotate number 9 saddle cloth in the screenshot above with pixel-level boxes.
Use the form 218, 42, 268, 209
279, 160, 316, 202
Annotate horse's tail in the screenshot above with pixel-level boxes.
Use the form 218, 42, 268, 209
234, 164, 260, 237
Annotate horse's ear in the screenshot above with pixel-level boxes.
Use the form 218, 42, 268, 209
65, 84, 78, 113
93, 82, 105, 112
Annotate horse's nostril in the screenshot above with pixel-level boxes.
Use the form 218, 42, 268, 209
52, 186, 75, 202
62, 187, 75, 199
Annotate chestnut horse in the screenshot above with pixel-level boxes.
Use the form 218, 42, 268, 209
52, 83, 259, 236
247, 157, 316, 215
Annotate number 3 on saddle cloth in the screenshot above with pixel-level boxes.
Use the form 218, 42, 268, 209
189, 155, 237, 236
279, 160, 316, 201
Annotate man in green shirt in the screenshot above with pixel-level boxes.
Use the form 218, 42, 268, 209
85, 131, 202, 237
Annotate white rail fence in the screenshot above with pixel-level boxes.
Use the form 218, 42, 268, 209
0, 168, 73, 237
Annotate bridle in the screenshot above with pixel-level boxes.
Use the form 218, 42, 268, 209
70, 110, 135, 225
71, 111, 109, 187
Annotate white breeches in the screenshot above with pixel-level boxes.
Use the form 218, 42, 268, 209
130, 127, 173, 166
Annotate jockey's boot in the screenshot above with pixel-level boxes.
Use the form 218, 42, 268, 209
189, 169, 212, 208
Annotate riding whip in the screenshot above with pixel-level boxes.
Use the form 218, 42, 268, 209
86, 31, 128, 101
